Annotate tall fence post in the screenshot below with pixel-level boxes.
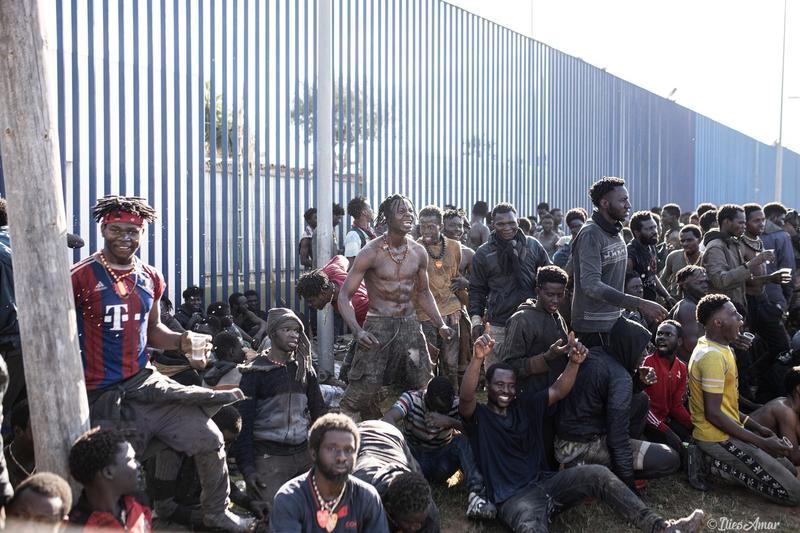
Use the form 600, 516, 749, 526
0, 0, 90, 481
316, 0, 335, 374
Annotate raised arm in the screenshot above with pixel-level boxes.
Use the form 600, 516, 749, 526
459, 329, 494, 421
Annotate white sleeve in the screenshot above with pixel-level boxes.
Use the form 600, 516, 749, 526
344, 230, 362, 257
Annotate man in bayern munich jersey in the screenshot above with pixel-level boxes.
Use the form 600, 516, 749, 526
70, 196, 252, 532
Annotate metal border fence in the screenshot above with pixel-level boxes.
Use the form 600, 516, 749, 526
0, 0, 798, 311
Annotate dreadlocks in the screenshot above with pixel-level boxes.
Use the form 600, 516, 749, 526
91, 195, 157, 224
296, 269, 332, 300
376, 194, 415, 228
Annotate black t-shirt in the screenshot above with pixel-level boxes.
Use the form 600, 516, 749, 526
627, 240, 659, 301
464, 390, 552, 504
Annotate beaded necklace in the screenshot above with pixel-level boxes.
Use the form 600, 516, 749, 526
382, 234, 409, 265
97, 251, 138, 299
311, 472, 347, 532
424, 235, 447, 269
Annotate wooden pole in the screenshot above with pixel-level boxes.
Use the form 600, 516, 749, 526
0, 0, 90, 481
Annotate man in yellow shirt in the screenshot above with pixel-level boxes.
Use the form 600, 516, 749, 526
688, 294, 799, 505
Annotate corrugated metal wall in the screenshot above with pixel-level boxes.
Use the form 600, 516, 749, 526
0, 0, 798, 309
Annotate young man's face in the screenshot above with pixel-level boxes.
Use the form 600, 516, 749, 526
679, 231, 700, 255
492, 211, 518, 241
635, 218, 659, 246
388, 199, 416, 234
625, 276, 644, 298
710, 301, 744, 343
567, 218, 584, 237
306, 285, 334, 311
535, 282, 566, 315
246, 294, 260, 312
307, 213, 318, 229
655, 323, 681, 357
418, 215, 442, 245
232, 295, 248, 314
540, 217, 554, 232
102, 222, 143, 262
722, 211, 746, 238
660, 210, 676, 226
442, 216, 464, 241
110, 442, 141, 496
312, 430, 356, 483
272, 324, 301, 352
487, 368, 517, 410
746, 209, 765, 237
551, 209, 563, 226
600, 186, 631, 222
185, 294, 203, 313
682, 270, 709, 300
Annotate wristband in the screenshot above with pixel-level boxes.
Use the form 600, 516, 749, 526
470, 315, 483, 328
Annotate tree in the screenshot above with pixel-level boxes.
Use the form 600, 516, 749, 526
204, 81, 235, 157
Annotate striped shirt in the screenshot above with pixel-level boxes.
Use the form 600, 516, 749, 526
392, 389, 459, 450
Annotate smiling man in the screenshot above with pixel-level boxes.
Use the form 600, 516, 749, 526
469, 202, 551, 368
338, 194, 455, 421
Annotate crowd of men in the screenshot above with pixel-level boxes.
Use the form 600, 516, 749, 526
0, 177, 799, 532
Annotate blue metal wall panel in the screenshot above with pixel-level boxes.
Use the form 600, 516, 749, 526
0, 0, 799, 312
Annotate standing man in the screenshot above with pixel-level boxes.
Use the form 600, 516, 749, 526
741, 204, 792, 356
627, 210, 676, 307
337, 194, 454, 421
571, 177, 667, 348
672, 265, 710, 359
660, 225, 703, 299
469, 203, 551, 368
660, 204, 683, 251
468, 201, 490, 250
417, 206, 463, 389
703, 204, 773, 314
688, 294, 800, 505
299, 207, 318, 269
344, 196, 376, 269
533, 214, 559, 257
71, 196, 248, 531
762, 202, 795, 311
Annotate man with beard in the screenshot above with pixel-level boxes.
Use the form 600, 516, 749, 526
233, 308, 325, 508
461, 328, 704, 532
642, 321, 693, 458
703, 204, 774, 314
671, 265, 710, 360
660, 225, 703, 299
469, 203, 551, 368
174, 285, 205, 330
741, 204, 792, 358
627, 210, 676, 308
571, 178, 667, 348
688, 294, 799, 505
417, 206, 463, 389
71, 196, 247, 531
338, 194, 455, 421
271, 413, 389, 532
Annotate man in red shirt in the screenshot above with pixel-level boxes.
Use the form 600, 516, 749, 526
296, 255, 370, 327
642, 320, 693, 458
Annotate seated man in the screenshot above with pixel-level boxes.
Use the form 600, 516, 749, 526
381, 376, 495, 519
688, 294, 800, 505
244, 289, 268, 321
68, 428, 152, 532
208, 302, 254, 347
145, 406, 268, 528
498, 266, 571, 394
670, 265, 709, 361
174, 285, 205, 331
555, 318, 681, 485
352, 420, 441, 533
232, 308, 325, 508
461, 328, 704, 533
4, 400, 35, 488
5, 472, 72, 532
203, 331, 247, 388
642, 321, 694, 459
229, 292, 268, 345
750, 366, 800, 465
272, 413, 389, 532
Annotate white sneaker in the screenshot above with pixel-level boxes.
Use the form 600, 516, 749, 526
466, 491, 497, 520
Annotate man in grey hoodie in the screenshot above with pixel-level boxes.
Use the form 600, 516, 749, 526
570, 177, 667, 348
761, 202, 795, 311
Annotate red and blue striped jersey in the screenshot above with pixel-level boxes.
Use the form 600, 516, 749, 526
71, 254, 165, 391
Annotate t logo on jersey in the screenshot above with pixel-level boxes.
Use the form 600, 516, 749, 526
104, 304, 142, 331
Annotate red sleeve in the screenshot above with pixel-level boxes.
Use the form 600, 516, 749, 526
670, 360, 693, 430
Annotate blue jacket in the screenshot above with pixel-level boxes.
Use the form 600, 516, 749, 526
761, 220, 794, 310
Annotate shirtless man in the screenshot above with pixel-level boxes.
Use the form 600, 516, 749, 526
468, 201, 490, 250
443, 209, 473, 298
750, 366, 800, 465
671, 265, 709, 361
338, 194, 455, 421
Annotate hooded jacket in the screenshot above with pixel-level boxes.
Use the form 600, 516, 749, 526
468, 231, 551, 327
761, 219, 794, 310
702, 233, 749, 311
232, 355, 324, 477
555, 317, 651, 488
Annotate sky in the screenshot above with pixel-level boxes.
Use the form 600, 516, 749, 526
448, 0, 800, 153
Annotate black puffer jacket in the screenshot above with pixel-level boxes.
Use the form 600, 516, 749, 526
468, 231, 551, 327
555, 317, 651, 488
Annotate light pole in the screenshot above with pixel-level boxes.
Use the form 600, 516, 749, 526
775, 0, 788, 202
